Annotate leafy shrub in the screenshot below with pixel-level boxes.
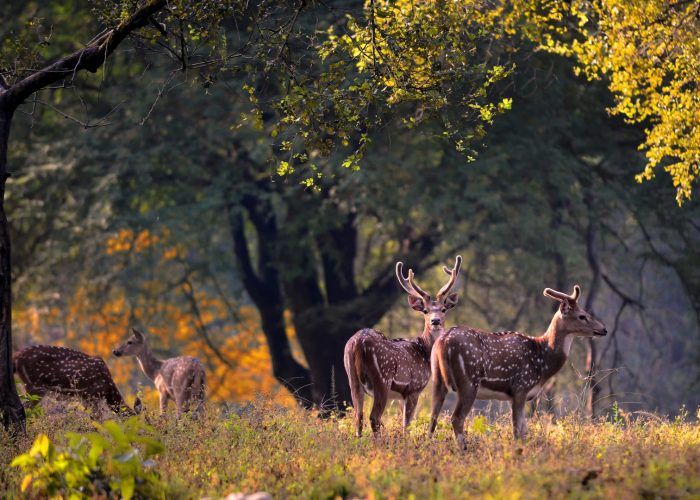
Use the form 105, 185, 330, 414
18, 392, 44, 421
11, 417, 166, 499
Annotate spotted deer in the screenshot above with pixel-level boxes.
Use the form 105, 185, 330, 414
344, 255, 462, 437
13, 345, 141, 416
429, 285, 607, 447
113, 328, 206, 417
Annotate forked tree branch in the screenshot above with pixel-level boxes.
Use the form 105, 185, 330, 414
5, 0, 168, 110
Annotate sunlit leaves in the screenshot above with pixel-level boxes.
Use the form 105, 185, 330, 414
12, 419, 167, 499
267, 0, 512, 187
493, 0, 700, 203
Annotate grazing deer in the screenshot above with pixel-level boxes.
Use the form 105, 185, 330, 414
13, 345, 141, 417
429, 285, 607, 447
113, 328, 206, 417
344, 255, 462, 437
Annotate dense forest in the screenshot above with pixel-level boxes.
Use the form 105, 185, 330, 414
2, 2, 700, 426
1, 1, 699, 496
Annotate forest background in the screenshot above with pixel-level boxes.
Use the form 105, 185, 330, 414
1, 0, 699, 425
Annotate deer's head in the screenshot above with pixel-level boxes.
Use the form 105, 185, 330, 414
544, 285, 607, 337
396, 255, 462, 341
113, 328, 147, 357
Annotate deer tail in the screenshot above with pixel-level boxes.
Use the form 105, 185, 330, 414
432, 342, 451, 390
343, 335, 364, 411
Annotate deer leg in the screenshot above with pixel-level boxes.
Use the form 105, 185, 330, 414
350, 385, 365, 437
429, 377, 448, 437
174, 388, 189, 418
451, 383, 478, 450
402, 393, 419, 432
159, 391, 170, 416
511, 394, 528, 440
369, 385, 389, 434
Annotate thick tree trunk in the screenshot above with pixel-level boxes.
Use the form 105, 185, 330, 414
293, 315, 354, 412
584, 182, 602, 418
227, 203, 314, 407
229, 182, 437, 411
257, 302, 314, 407
0, 102, 25, 433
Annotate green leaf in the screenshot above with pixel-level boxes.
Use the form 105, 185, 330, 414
472, 415, 489, 434
11, 454, 36, 469
29, 434, 51, 458
121, 475, 135, 500
102, 420, 128, 445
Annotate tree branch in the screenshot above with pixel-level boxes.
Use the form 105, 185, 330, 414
6, 0, 167, 110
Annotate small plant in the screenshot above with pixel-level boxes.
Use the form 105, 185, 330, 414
11, 417, 166, 499
610, 401, 624, 426
18, 392, 44, 420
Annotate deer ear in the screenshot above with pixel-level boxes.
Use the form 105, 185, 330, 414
559, 300, 573, 314
407, 295, 425, 311
444, 292, 459, 309
132, 328, 144, 340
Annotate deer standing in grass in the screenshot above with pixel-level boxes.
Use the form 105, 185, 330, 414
430, 285, 607, 448
344, 255, 462, 437
113, 328, 206, 417
13, 345, 141, 417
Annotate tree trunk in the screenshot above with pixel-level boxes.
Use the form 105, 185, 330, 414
293, 314, 354, 412
227, 203, 314, 407
583, 181, 602, 419
585, 339, 599, 417
0, 101, 25, 433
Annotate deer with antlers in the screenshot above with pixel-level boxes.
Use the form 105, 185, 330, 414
113, 328, 206, 417
13, 345, 141, 417
343, 255, 462, 437
429, 285, 607, 447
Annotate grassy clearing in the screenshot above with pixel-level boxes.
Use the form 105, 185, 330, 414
2, 398, 700, 499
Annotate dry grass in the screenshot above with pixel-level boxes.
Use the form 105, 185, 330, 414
2, 396, 700, 499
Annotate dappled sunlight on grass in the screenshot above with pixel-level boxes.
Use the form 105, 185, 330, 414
2, 398, 699, 498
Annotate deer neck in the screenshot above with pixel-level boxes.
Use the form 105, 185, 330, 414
418, 325, 441, 352
135, 345, 164, 381
542, 314, 576, 359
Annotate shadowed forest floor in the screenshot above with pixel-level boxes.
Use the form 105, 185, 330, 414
1, 398, 699, 499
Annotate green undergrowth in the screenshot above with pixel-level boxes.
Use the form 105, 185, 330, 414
2, 398, 700, 499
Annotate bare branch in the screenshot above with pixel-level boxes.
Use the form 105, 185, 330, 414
6, 0, 168, 110
601, 273, 645, 309
181, 274, 235, 369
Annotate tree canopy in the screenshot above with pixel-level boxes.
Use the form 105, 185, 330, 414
491, 0, 700, 204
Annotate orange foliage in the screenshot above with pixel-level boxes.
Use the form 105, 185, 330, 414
14, 227, 302, 411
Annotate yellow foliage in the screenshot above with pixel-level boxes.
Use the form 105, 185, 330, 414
14, 226, 301, 410
491, 0, 700, 203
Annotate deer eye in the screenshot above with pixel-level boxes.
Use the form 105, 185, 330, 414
423, 309, 428, 314
127, 341, 132, 345
578, 315, 586, 321
441, 308, 446, 313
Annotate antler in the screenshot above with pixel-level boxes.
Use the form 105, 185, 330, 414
543, 285, 581, 303
396, 262, 431, 300
438, 255, 462, 299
